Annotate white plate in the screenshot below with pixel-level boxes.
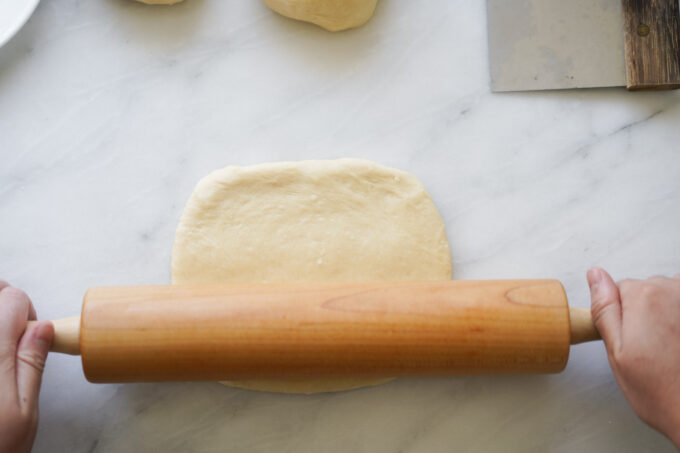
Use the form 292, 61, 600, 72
0, 0, 40, 49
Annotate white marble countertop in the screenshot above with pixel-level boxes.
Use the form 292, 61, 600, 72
1, 1, 679, 452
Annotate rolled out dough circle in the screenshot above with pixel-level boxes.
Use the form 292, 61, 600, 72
171, 159, 452, 393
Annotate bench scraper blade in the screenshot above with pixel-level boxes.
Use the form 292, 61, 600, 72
486, 0, 626, 92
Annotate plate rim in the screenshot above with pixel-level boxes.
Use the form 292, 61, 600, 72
0, 0, 41, 49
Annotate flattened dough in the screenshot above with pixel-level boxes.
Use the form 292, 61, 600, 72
171, 159, 452, 393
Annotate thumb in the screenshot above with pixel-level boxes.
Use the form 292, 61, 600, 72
16, 321, 54, 411
587, 267, 622, 353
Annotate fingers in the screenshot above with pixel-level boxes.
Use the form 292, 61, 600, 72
588, 267, 622, 354
0, 287, 33, 345
0, 281, 36, 320
0, 283, 51, 414
27, 301, 37, 322
15, 321, 53, 412
0, 286, 33, 396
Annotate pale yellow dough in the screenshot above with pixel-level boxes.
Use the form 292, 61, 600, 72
171, 159, 452, 393
263, 0, 378, 31
133, 0, 184, 5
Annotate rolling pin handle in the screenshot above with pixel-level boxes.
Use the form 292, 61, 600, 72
568, 307, 601, 344
26, 316, 81, 356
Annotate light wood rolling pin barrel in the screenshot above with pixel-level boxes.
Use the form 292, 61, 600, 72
32, 280, 600, 383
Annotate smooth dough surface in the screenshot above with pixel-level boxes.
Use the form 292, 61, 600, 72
172, 159, 452, 393
133, 0, 184, 4
263, 0, 378, 31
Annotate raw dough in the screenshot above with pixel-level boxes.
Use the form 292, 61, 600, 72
133, 0, 184, 5
263, 0, 378, 31
171, 159, 452, 393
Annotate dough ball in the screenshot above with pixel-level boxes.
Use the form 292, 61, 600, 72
263, 0, 378, 31
133, 0, 184, 5
172, 159, 452, 393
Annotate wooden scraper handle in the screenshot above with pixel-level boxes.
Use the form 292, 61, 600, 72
621, 0, 680, 90
29, 280, 600, 383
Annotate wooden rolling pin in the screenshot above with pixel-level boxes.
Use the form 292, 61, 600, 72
32, 280, 600, 383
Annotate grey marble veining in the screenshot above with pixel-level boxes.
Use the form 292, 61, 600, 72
1, 1, 679, 452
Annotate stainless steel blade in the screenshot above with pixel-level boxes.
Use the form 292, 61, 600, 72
487, 0, 626, 91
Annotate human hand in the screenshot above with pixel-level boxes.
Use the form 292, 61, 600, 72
0, 281, 54, 453
588, 268, 680, 448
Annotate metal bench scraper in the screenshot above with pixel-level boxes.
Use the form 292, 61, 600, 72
486, 0, 680, 91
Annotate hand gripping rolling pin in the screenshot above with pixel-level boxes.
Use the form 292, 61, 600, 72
30, 280, 600, 383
